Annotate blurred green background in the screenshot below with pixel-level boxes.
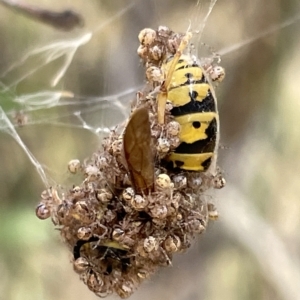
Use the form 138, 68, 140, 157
0, 0, 300, 300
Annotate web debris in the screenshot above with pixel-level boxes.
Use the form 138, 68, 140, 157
0, 106, 49, 186
0, 1, 136, 188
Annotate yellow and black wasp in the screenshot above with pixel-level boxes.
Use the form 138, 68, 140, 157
139, 28, 224, 174
73, 237, 131, 275
161, 53, 220, 172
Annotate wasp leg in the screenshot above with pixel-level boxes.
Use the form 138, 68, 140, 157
157, 32, 192, 124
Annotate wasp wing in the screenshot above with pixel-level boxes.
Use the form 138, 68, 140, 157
123, 106, 154, 195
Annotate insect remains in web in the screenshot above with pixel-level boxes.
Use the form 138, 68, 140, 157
35, 25, 225, 299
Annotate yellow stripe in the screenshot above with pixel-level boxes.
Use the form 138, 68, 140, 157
166, 152, 214, 171
102, 240, 129, 250
169, 67, 203, 87
175, 112, 217, 143
168, 83, 210, 106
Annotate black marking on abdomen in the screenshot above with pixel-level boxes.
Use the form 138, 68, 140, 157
174, 118, 217, 154
171, 91, 215, 116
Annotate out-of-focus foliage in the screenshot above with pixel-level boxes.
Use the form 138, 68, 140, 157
0, 0, 300, 300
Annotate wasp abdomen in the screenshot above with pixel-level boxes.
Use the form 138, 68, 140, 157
164, 56, 218, 172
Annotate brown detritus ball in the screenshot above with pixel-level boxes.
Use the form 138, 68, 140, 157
68, 159, 81, 174
74, 257, 90, 274
138, 28, 156, 46
156, 174, 173, 189
35, 203, 50, 220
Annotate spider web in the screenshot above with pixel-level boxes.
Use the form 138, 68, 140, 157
1, 0, 300, 300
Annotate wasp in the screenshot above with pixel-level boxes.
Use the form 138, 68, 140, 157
73, 237, 130, 276
138, 28, 225, 173
161, 53, 221, 172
